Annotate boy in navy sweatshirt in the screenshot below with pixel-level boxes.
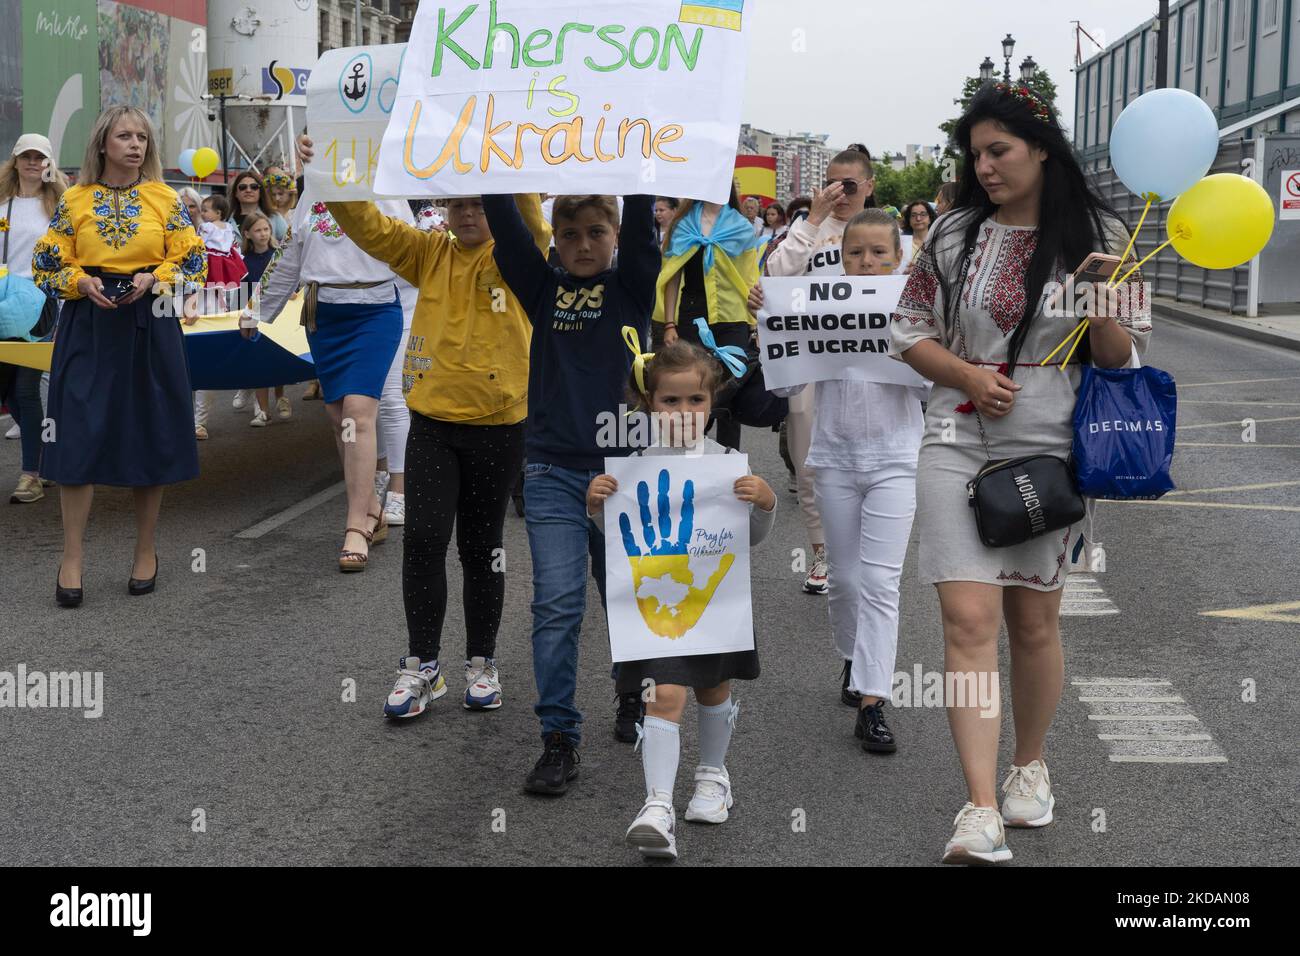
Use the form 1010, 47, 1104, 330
481, 193, 658, 795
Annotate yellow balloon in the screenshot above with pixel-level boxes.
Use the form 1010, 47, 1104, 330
1167, 173, 1275, 270
191, 147, 220, 179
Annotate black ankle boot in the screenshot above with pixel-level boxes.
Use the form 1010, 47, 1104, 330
854, 700, 897, 754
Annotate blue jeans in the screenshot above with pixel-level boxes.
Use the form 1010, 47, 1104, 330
524, 461, 608, 745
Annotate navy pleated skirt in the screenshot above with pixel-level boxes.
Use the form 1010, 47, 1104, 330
306, 295, 403, 404
43, 276, 199, 487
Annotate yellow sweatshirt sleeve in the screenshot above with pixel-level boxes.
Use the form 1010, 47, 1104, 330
327, 201, 438, 288
515, 193, 552, 258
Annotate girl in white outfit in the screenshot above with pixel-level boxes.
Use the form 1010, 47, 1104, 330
753, 209, 925, 754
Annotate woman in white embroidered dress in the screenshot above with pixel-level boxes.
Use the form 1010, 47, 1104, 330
891, 83, 1151, 865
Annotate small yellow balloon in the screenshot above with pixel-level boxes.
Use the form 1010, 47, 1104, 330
191, 147, 220, 179
1167, 173, 1275, 270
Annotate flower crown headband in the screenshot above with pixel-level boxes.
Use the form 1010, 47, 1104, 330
262, 171, 294, 190
993, 82, 1053, 125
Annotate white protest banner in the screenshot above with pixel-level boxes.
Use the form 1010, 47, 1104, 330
374, 0, 750, 202
604, 453, 753, 663
757, 275, 932, 392
305, 45, 408, 200
804, 235, 912, 275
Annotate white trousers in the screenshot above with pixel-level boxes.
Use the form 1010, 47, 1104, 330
814, 462, 917, 699
786, 385, 823, 548
194, 390, 210, 428
376, 330, 410, 474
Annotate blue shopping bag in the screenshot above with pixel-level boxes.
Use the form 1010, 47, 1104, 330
0, 271, 47, 341
1072, 364, 1177, 500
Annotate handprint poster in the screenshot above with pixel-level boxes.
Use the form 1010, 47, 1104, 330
604, 454, 754, 663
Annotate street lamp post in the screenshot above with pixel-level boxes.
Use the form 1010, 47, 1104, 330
979, 56, 996, 83
1020, 56, 1037, 84
1002, 34, 1016, 84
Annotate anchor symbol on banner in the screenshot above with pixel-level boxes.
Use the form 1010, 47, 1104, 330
343, 63, 367, 101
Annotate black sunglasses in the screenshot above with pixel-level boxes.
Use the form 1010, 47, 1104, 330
825, 177, 867, 196
237, 182, 260, 191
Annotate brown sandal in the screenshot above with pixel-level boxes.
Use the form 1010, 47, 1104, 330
338, 526, 374, 573
369, 510, 389, 545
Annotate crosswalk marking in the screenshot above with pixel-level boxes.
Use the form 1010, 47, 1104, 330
1073, 677, 1226, 763
1061, 574, 1119, 616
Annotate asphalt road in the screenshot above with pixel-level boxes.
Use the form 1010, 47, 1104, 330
1, 316, 1297, 867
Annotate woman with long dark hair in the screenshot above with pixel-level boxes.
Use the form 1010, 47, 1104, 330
891, 83, 1151, 864
900, 199, 935, 271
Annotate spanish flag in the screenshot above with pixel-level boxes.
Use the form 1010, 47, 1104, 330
679, 0, 744, 31
734, 155, 777, 205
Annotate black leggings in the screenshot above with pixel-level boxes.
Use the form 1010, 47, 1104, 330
403, 413, 526, 662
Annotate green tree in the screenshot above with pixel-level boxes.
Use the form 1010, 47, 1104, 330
873, 160, 946, 211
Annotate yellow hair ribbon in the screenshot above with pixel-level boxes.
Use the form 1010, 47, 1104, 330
622, 326, 655, 398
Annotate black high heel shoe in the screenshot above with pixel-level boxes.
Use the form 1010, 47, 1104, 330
128, 553, 158, 596
56, 566, 84, 608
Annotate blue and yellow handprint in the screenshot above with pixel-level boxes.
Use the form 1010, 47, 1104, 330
618, 469, 733, 639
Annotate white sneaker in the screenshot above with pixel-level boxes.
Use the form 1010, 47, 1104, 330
276, 395, 292, 420
232, 389, 249, 411
625, 793, 677, 860
942, 803, 1013, 865
383, 492, 405, 527
463, 656, 502, 710
4, 422, 19, 440
803, 545, 828, 595
383, 656, 446, 719
1001, 759, 1055, 827
373, 470, 390, 503
249, 409, 269, 427
684, 765, 733, 824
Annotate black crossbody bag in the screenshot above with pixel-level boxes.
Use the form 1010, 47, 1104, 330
949, 248, 1085, 549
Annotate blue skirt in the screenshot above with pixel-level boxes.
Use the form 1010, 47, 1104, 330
43, 281, 199, 487
307, 295, 403, 404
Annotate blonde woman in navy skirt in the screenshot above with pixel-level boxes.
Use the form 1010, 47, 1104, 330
32, 106, 207, 607
242, 181, 409, 572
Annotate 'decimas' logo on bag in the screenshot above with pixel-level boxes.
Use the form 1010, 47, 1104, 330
618, 469, 733, 639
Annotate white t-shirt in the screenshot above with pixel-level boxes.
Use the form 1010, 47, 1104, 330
3, 195, 49, 279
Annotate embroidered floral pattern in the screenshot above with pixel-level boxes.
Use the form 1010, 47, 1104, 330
895, 255, 940, 327
308, 201, 345, 239
50, 199, 74, 237
982, 229, 1038, 336
32, 241, 73, 297
165, 198, 194, 231
997, 527, 1072, 588
0, 218, 8, 234
91, 186, 144, 250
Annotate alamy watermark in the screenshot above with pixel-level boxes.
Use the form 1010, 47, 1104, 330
0, 664, 103, 718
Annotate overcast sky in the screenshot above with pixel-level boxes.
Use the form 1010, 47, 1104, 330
740, 0, 1155, 153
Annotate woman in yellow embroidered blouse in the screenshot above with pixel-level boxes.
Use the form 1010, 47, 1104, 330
32, 106, 207, 608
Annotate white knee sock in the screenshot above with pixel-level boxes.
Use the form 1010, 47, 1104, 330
697, 697, 738, 770
639, 715, 680, 800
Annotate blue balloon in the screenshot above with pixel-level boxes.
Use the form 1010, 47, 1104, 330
178, 148, 197, 178
1109, 89, 1219, 202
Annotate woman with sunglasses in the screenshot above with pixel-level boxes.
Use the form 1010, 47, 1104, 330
763, 144, 875, 604
228, 170, 272, 233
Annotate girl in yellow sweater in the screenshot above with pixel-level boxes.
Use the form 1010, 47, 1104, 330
296, 136, 550, 716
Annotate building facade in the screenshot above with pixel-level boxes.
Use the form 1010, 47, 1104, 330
1074, 0, 1300, 165
317, 0, 409, 54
